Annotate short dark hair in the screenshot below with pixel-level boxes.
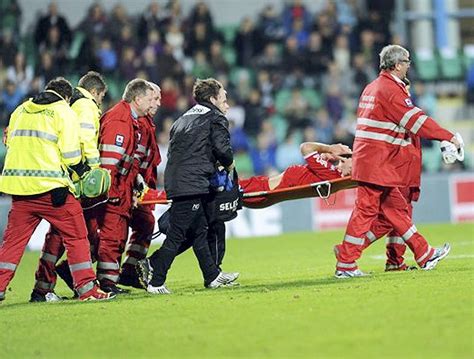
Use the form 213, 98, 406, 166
45, 77, 73, 99
122, 78, 153, 102
192, 78, 222, 103
78, 71, 107, 93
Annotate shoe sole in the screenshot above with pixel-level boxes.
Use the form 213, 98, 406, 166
422, 245, 451, 271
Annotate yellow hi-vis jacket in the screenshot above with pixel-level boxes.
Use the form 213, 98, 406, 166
0, 91, 82, 196
71, 87, 101, 168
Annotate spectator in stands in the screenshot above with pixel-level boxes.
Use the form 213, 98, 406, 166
35, 51, 60, 86
191, 50, 213, 79
282, 36, 303, 75
289, 18, 309, 50
332, 34, 351, 74
142, 47, 160, 84
0, 58, 7, 90
144, 30, 164, 57
243, 89, 266, 138
314, 108, 334, 144
250, 131, 277, 175
96, 38, 117, 75
209, 40, 230, 75
119, 46, 140, 81
115, 25, 135, 61
282, 0, 311, 37
165, 22, 185, 61
78, 3, 108, 45
188, 1, 215, 36
256, 69, 275, 110
325, 84, 344, 122
155, 43, 184, 82
1, 80, 25, 117
275, 129, 303, 171
256, 43, 283, 73
0, 0, 22, 39
6, 52, 33, 94
256, 4, 285, 47
185, 21, 213, 57
304, 31, 331, 78
38, 25, 68, 68
0, 28, 18, 67
311, 10, 338, 54
137, 1, 164, 46
34, 1, 71, 48
234, 17, 258, 67
106, 4, 132, 44
284, 88, 311, 130
159, 77, 180, 117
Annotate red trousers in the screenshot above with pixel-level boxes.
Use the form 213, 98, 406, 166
33, 206, 100, 293
363, 187, 417, 270
0, 192, 96, 298
96, 206, 129, 286
121, 205, 155, 278
335, 183, 434, 271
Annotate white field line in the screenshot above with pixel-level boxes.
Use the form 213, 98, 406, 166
369, 254, 474, 260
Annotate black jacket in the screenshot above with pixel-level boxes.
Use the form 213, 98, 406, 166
164, 102, 233, 199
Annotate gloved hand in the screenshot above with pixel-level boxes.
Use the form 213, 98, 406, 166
74, 168, 111, 198
134, 173, 149, 201
440, 132, 464, 164
210, 170, 228, 192
224, 171, 234, 192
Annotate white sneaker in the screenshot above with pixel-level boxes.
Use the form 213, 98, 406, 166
45, 292, 63, 302
146, 284, 171, 294
334, 269, 369, 279
421, 243, 451, 271
206, 272, 240, 289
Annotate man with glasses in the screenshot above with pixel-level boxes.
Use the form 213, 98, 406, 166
333, 44, 462, 278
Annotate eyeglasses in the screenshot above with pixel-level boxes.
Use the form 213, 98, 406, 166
399, 59, 411, 65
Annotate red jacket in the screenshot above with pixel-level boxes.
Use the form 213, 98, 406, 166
352, 72, 453, 187
137, 115, 161, 189
99, 100, 141, 217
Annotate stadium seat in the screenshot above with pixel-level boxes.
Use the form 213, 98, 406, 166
20, 34, 37, 69
234, 152, 254, 177
229, 67, 255, 87
463, 44, 474, 68
274, 89, 292, 114
414, 49, 440, 81
222, 46, 236, 67
438, 48, 464, 80
218, 24, 239, 45
270, 114, 289, 143
68, 31, 86, 60
302, 88, 322, 109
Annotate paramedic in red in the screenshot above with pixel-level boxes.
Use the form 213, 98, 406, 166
119, 82, 162, 288
334, 44, 460, 278
97, 79, 154, 294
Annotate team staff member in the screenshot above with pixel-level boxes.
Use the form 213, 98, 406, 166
119, 82, 162, 288
31, 71, 108, 301
96, 78, 154, 294
0, 77, 113, 302
138, 78, 239, 294
334, 45, 459, 278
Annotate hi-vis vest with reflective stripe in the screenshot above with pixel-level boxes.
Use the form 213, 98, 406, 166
71, 87, 101, 168
0, 96, 81, 195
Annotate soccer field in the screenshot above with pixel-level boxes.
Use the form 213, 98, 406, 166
1, 222, 473, 358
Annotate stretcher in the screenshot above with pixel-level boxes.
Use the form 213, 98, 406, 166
140, 176, 357, 209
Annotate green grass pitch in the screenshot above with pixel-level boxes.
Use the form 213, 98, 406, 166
0, 222, 473, 358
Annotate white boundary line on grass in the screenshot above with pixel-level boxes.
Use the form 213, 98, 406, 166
369, 254, 474, 260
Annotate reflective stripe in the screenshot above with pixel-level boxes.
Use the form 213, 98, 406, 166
80, 123, 96, 130
118, 167, 129, 175
417, 247, 432, 263
99, 144, 126, 155
134, 153, 141, 160
10, 129, 58, 143
137, 145, 146, 154
355, 130, 412, 146
123, 154, 134, 163
41, 252, 57, 263
87, 157, 100, 165
402, 225, 417, 241
62, 149, 82, 159
336, 261, 357, 269
399, 107, 421, 128
140, 161, 149, 169
410, 115, 427, 134
97, 261, 120, 270
76, 280, 95, 295
386, 236, 405, 245
34, 280, 55, 290
100, 157, 120, 165
357, 118, 405, 133
128, 244, 148, 255
123, 256, 138, 266
0, 262, 17, 271
2, 169, 64, 178
97, 273, 119, 283
366, 231, 377, 243
344, 234, 365, 246
69, 261, 92, 272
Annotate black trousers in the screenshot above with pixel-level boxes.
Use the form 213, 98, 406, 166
149, 195, 219, 287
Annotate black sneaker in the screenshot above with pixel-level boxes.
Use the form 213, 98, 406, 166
30, 290, 63, 303
100, 284, 131, 295
118, 274, 145, 289
56, 261, 75, 291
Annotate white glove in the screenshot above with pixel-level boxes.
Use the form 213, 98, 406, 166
440, 132, 464, 164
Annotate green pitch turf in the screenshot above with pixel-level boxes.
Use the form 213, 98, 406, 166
1, 222, 473, 358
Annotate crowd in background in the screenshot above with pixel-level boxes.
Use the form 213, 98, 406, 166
0, 0, 470, 180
